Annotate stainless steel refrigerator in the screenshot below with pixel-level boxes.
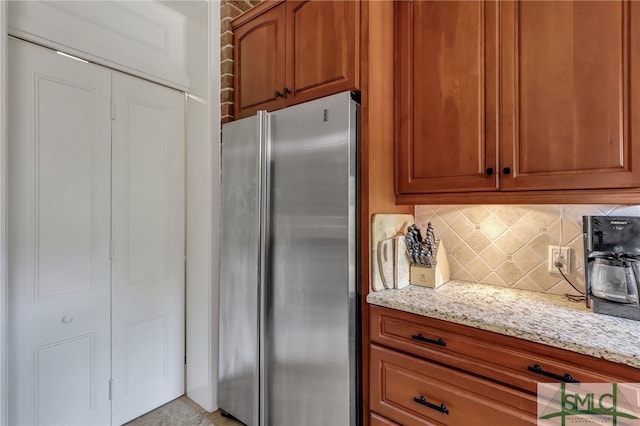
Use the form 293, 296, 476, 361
218, 92, 359, 426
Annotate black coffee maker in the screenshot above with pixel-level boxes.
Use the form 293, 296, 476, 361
583, 216, 640, 321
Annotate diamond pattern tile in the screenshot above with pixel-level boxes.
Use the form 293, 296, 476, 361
494, 206, 528, 226
482, 272, 507, 287
415, 204, 638, 295
512, 246, 542, 273
495, 262, 525, 286
479, 244, 507, 269
480, 215, 508, 239
465, 231, 492, 253
462, 205, 491, 224
466, 256, 492, 282
494, 232, 526, 255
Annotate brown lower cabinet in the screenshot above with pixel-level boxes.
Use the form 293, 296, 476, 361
369, 305, 640, 425
370, 412, 401, 426
371, 345, 536, 425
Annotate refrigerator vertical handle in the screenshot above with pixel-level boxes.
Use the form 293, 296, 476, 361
257, 110, 270, 426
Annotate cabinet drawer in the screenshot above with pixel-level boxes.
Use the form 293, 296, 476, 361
370, 412, 401, 426
371, 344, 536, 425
370, 306, 631, 394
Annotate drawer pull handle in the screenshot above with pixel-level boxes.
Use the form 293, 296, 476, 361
413, 396, 449, 415
527, 364, 580, 383
411, 333, 446, 347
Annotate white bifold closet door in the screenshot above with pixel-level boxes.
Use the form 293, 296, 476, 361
8, 37, 185, 426
110, 70, 185, 426
8, 37, 113, 426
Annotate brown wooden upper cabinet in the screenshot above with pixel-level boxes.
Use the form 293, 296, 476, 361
396, 1, 640, 202
232, 0, 359, 120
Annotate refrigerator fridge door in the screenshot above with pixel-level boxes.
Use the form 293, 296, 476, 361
265, 92, 358, 426
219, 112, 267, 426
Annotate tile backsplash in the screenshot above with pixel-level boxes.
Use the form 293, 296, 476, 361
415, 205, 640, 296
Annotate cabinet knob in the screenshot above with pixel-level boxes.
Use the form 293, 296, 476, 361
486, 167, 494, 176
275, 91, 283, 98
283, 87, 291, 97
502, 167, 511, 175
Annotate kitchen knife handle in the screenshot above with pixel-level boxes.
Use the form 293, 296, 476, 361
413, 396, 449, 415
527, 364, 580, 383
486, 167, 494, 176
411, 333, 446, 347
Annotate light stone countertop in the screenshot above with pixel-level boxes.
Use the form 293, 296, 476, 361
366, 280, 640, 369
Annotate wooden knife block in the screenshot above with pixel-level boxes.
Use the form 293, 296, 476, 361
409, 242, 450, 288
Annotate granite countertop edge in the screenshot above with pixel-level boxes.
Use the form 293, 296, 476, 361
366, 281, 640, 370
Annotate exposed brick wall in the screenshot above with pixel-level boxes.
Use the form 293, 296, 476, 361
220, 0, 263, 123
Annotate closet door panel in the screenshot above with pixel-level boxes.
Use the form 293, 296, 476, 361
8, 38, 112, 426
111, 71, 185, 425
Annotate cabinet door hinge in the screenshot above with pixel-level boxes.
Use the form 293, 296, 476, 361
111, 98, 116, 120
109, 378, 114, 401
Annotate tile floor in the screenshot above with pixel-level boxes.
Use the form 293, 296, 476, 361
124, 396, 243, 426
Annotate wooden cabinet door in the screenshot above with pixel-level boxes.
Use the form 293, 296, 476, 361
285, 0, 359, 107
396, 1, 499, 194
233, 3, 287, 120
370, 412, 401, 426
501, 1, 640, 191
370, 345, 536, 425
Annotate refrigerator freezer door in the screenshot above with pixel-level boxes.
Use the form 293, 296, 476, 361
266, 92, 358, 426
219, 113, 267, 426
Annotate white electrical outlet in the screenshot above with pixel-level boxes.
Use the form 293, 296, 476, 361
548, 245, 572, 274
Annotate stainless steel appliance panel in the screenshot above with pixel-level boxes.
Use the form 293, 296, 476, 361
219, 113, 266, 426
265, 92, 358, 426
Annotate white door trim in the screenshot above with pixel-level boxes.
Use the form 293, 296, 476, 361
184, 1, 220, 412
1, 2, 8, 424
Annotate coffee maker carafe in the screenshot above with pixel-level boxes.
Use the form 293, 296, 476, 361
583, 216, 640, 321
